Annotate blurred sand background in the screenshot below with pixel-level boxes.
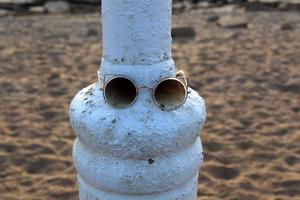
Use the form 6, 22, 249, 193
0, 1, 300, 200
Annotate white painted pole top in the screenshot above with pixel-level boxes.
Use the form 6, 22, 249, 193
102, 0, 172, 65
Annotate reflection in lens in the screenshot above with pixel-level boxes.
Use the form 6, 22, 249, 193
104, 77, 137, 109
154, 79, 187, 110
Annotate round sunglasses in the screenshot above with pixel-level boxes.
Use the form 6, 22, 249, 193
100, 71, 188, 111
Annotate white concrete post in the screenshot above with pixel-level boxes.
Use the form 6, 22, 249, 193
69, 0, 206, 200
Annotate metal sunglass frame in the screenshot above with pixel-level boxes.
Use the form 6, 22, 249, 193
99, 71, 189, 111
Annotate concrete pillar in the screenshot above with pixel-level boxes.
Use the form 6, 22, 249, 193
69, 0, 206, 199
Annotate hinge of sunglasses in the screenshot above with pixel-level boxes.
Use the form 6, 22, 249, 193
176, 70, 189, 86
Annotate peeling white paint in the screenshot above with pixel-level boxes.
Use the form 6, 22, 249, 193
70, 0, 206, 199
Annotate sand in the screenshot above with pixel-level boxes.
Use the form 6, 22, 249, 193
0, 8, 300, 200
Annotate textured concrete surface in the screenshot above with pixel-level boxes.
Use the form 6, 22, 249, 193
102, 0, 172, 65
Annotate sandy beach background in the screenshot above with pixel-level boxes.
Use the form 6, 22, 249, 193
0, 2, 300, 200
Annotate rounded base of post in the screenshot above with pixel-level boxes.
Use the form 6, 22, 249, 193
78, 175, 198, 200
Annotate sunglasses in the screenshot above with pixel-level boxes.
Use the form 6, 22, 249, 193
99, 71, 189, 111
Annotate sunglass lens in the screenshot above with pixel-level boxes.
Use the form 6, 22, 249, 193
104, 77, 137, 109
154, 79, 187, 110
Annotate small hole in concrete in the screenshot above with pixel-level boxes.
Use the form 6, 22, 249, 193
148, 159, 155, 164
104, 77, 137, 109
154, 79, 186, 110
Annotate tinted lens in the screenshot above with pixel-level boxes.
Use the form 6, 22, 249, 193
153, 79, 187, 110
104, 77, 137, 109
